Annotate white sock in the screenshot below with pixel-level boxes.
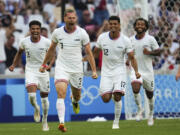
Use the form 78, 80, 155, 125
72, 96, 78, 103
133, 93, 142, 112
28, 93, 39, 109
148, 97, 154, 116
114, 100, 122, 123
56, 98, 65, 124
41, 97, 49, 122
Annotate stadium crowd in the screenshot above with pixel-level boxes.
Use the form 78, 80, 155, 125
0, 0, 179, 75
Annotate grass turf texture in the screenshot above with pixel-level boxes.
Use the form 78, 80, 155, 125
0, 119, 180, 135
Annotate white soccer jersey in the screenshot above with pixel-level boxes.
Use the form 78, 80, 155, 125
19, 36, 51, 73
96, 32, 133, 76
51, 26, 90, 73
130, 33, 159, 77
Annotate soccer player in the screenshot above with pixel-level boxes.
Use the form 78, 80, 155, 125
127, 18, 161, 126
39, 8, 97, 132
92, 16, 141, 129
9, 20, 51, 131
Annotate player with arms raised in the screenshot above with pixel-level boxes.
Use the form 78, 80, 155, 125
39, 8, 97, 132
9, 20, 51, 131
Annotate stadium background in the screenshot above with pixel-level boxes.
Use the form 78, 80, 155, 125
0, 0, 180, 124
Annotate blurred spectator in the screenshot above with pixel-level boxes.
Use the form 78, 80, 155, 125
41, 27, 48, 38
79, 9, 97, 41
5, 33, 22, 68
148, 15, 159, 36
0, 25, 6, 74
96, 20, 109, 39
94, 0, 109, 26
71, 0, 87, 23
43, 0, 61, 32
174, 24, 180, 43
0, 0, 15, 74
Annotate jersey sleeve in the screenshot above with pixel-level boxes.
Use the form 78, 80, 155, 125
81, 29, 90, 46
151, 36, 159, 50
96, 34, 103, 49
19, 39, 25, 50
51, 29, 58, 43
46, 38, 51, 47
125, 38, 133, 53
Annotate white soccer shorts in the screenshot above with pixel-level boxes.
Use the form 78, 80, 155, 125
25, 70, 50, 93
128, 67, 154, 92
55, 68, 83, 89
99, 74, 127, 96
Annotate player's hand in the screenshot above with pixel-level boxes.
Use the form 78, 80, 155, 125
9, 65, 15, 72
135, 72, 141, 79
92, 71, 98, 79
175, 73, 180, 81
46, 65, 52, 71
143, 48, 151, 55
39, 65, 47, 73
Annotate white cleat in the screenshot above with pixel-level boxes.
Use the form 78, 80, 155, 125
34, 106, 40, 122
112, 121, 119, 129
136, 109, 143, 122
42, 121, 49, 131
147, 115, 154, 126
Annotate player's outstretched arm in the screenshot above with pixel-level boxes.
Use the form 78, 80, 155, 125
175, 65, 180, 81
128, 51, 141, 79
9, 48, 24, 72
39, 41, 57, 72
85, 43, 98, 79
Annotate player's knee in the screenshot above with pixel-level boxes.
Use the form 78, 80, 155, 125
113, 93, 122, 102
131, 82, 141, 93
145, 90, 153, 99
101, 94, 111, 103
40, 92, 48, 98
57, 90, 66, 98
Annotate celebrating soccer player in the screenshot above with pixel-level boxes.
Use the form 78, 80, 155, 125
127, 18, 161, 126
39, 8, 97, 132
9, 20, 51, 131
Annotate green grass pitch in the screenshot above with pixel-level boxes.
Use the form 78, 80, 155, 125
0, 119, 180, 135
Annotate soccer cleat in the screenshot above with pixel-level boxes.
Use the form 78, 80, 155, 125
136, 109, 143, 122
42, 121, 49, 131
147, 115, 154, 126
72, 102, 80, 114
58, 123, 67, 132
71, 96, 80, 114
112, 121, 119, 129
34, 105, 40, 122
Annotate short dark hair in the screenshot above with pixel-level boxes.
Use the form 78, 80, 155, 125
41, 27, 48, 32
133, 18, 149, 31
64, 8, 76, 17
29, 20, 41, 28
108, 16, 120, 23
